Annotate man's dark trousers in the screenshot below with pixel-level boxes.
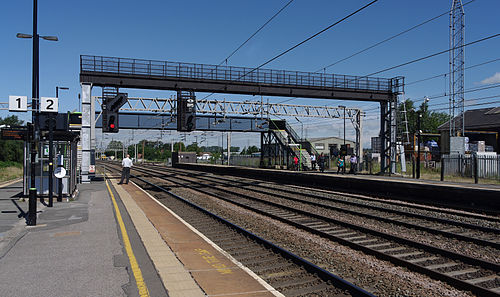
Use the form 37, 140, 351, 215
119, 167, 130, 184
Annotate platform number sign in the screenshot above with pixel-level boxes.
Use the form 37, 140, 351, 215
41, 97, 58, 113
9, 95, 28, 112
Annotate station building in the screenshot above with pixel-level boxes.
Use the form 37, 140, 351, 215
308, 136, 356, 156
438, 107, 500, 154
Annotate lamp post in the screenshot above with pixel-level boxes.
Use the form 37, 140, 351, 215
51, 86, 68, 205
17, 0, 58, 225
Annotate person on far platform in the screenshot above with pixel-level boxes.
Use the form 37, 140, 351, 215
118, 154, 133, 184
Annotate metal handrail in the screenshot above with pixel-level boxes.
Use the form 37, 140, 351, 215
81, 55, 396, 92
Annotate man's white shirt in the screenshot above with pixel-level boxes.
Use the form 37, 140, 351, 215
122, 158, 133, 168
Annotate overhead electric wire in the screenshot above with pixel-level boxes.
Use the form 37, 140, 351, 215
405, 57, 500, 86
279, 1, 479, 105
307, 33, 500, 109
429, 97, 500, 112
363, 33, 500, 77
239, 0, 378, 80
278, 33, 500, 106
219, 0, 295, 66
316, 0, 477, 72
202, 0, 295, 100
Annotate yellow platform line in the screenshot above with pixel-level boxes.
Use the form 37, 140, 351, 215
105, 179, 150, 297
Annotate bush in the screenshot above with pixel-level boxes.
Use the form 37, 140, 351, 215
0, 161, 22, 169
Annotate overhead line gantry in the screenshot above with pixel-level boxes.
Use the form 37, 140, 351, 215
79, 55, 403, 181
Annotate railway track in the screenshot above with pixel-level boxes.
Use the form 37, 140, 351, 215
119, 163, 500, 296
143, 164, 500, 250
104, 164, 374, 297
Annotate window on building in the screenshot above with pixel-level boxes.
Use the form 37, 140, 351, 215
315, 143, 325, 150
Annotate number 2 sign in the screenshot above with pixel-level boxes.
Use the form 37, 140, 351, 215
41, 97, 58, 113
9, 95, 28, 112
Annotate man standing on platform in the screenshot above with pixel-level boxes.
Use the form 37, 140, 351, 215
118, 154, 133, 184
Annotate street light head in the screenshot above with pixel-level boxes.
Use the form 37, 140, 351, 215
16, 33, 33, 39
41, 36, 58, 41
58, 87, 69, 90
424, 96, 430, 102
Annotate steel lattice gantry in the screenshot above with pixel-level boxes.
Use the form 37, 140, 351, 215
79, 55, 403, 181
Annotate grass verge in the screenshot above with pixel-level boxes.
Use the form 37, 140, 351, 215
0, 166, 23, 183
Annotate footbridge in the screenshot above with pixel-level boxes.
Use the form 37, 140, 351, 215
79, 55, 404, 181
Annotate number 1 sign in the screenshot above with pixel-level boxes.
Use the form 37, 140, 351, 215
41, 97, 58, 113
9, 95, 28, 112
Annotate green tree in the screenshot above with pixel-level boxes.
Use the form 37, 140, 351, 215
246, 145, 260, 154
399, 99, 449, 134
186, 142, 202, 154
173, 142, 185, 152
210, 151, 222, 164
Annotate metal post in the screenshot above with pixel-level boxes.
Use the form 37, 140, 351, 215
343, 107, 346, 174
57, 150, 63, 202
412, 154, 415, 179
417, 111, 421, 179
27, 0, 40, 225
440, 155, 445, 181
227, 132, 231, 166
473, 153, 478, 184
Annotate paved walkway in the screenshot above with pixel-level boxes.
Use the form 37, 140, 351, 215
0, 180, 164, 296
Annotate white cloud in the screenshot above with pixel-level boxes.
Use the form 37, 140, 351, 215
480, 72, 500, 85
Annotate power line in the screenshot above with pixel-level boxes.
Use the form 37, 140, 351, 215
239, 0, 378, 80
364, 93, 500, 115
429, 98, 500, 112
202, 0, 295, 101
218, 0, 295, 66
279, 1, 479, 105
278, 33, 499, 106
405, 57, 500, 86
316, 0, 477, 72
364, 33, 500, 77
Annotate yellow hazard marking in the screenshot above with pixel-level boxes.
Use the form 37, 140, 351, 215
195, 248, 233, 275
105, 179, 150, 297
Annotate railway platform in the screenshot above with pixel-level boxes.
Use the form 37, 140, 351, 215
0, 175, 282, 297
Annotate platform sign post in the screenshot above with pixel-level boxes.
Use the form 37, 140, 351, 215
9, 95, 28, 112
40, 97, 58, 113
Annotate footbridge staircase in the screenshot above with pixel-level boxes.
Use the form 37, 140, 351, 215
262, 120, 319, 170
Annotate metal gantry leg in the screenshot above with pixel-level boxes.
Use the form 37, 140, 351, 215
380, 102, 388, 174
81, 83, 92, 183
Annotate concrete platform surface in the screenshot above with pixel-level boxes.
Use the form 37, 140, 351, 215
0, 180, 165, 297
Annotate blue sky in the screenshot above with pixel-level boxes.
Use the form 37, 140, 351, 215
1, 0, 499, 149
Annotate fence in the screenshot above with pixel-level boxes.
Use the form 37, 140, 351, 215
228, 155, 261, 168
80, 55, 399, 92
442, 154, 500, 182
